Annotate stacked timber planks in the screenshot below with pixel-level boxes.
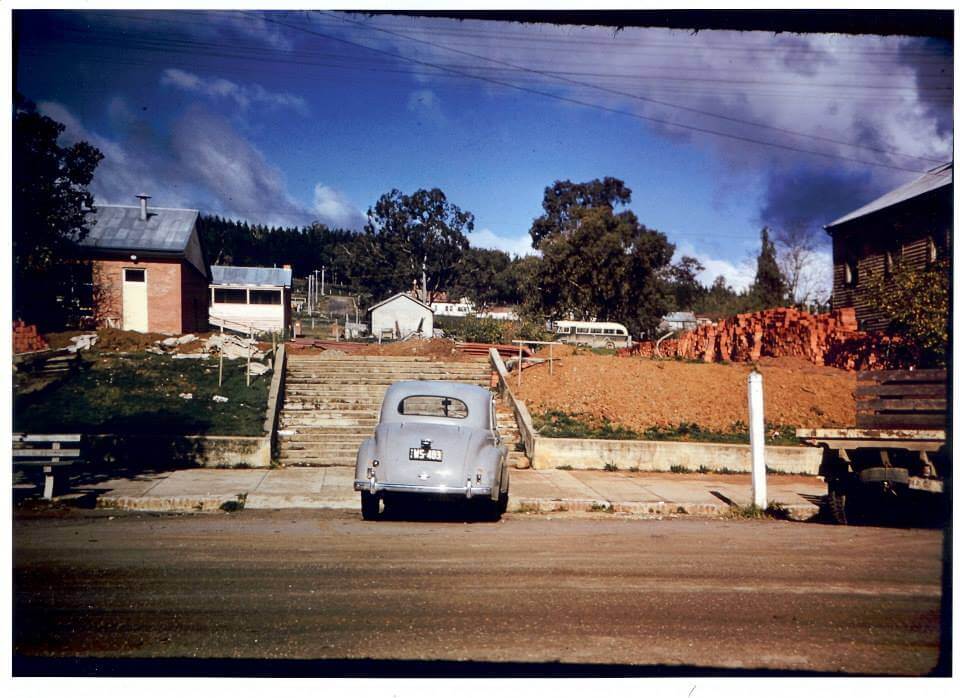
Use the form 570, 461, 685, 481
455, 342, 529, 358
855, 369, 948, 429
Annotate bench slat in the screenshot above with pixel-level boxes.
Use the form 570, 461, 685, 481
13, 448, 81, 458
12, 433, 82, 442
14, 460, 78, 467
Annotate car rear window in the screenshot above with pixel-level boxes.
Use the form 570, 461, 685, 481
398, 395, 469, 419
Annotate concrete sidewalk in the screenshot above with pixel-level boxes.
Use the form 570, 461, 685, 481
18, 467, 826, 520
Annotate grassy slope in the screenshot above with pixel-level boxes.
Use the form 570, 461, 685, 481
14, 353, 270, 436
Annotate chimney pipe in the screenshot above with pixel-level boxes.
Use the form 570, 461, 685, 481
136, 193, 151, 221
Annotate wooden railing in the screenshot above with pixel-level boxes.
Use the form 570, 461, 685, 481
489, 348, 537, 463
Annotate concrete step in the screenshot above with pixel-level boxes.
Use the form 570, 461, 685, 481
280, 437, 370, 448
280, 417, 378, 426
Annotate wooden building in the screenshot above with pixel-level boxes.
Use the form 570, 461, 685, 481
825, 162, 951, 332
208, 265, 293, 334
78, 195, 209, 334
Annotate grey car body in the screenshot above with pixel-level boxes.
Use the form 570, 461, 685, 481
354, 380, 509, 519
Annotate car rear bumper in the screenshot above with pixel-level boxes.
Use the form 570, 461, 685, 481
354, 479, 493, 498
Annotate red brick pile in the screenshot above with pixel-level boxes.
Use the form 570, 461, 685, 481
12, 320, 49, 354
621, 307, 909, 371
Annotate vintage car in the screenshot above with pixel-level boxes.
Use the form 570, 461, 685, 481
354, 380, 510, 520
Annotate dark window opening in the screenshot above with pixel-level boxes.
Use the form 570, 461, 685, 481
250, 289, 282, 305
124, 268, 145, 283
214, 288, 247, 304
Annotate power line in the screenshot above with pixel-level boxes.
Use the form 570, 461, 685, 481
319, 10, 943, 165
44, 19, 953, 89
247, 12, 927, 174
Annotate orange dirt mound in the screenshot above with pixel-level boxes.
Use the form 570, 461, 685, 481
509, 354, 855, 431
352, 338, 481, 361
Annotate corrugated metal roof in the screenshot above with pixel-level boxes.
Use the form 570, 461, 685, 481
211, 265, 292, 287
826, 162, 952, 230
80, 205, 199, 252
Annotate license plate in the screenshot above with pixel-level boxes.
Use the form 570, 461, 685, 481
409, 447, 443, 462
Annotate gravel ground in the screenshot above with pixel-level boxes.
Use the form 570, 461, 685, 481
13, 508, 944, 676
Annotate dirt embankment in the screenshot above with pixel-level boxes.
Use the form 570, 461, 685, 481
352, 338, 479, 361
509, 353, 855, 430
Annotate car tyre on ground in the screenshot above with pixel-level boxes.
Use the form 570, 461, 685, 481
361, 491, 381, 520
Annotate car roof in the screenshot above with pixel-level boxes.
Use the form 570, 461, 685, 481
380, 380, 493, 428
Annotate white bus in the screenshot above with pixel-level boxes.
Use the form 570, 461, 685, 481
553, 320, 632, 349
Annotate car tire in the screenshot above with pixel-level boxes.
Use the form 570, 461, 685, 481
360, 491, 381, 520
497, 489, 509, 516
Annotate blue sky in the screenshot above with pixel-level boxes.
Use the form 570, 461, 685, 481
14, 10, 953, 299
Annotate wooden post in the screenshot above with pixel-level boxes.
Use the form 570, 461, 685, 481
549, 342, 554, 376
517, 343, 523, 387
247, 328, 253, 387
748, 370, 767, 509
45, 441, 60, 500
218, 324, 224, 387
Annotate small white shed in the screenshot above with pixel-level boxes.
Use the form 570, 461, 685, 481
209, 265, 292, 333
369, 292, 434, 340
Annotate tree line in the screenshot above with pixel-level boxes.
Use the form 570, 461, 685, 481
14, 97, 807, 340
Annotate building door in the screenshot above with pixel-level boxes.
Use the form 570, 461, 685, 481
122, 268, 148, 332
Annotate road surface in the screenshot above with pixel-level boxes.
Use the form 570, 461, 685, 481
13, 507, 945, 676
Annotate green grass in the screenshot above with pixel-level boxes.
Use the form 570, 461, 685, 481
533, 411, 800, 445
13, 353, 270, 436
642, 421, 800, 446
533, 410, 639, 439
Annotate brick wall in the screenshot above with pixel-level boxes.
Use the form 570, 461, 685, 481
92, 258, 190, 334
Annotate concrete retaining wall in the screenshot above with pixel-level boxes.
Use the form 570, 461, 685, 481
85, 433, 272, 468
533, 436, 821, 474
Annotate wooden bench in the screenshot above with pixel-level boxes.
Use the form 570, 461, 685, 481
13, 434, 82, 500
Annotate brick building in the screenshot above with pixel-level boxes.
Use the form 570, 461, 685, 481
825, 162, 951, 332
78, 195, 209, 334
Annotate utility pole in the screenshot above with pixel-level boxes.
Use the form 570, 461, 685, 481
421, 255, 428, 303
321, 266, 325, 296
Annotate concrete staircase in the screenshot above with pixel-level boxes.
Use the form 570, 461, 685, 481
496, 401, 531, 469
279, 354, 498, 467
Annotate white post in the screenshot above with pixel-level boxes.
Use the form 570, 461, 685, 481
748, 370, 766, 509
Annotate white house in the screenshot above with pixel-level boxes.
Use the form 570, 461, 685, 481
369, 292, 434, 340
209, 265, 292, 333
478, 305, 519, 321
430, 294, 476, 317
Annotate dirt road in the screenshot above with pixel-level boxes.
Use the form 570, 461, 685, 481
13, 508, 945, 676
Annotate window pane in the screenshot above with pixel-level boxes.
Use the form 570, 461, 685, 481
214, 288, 247, 304
399, 395, 468, 419
124, 268, 145, 283
250, 289, 282, 305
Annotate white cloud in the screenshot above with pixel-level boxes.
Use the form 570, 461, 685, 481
467, 227, 534, 258
161, 68, 308, 114
325, 14, 951, 232
170, 106, 310, 227
312, 183, 367, 230
673, 241, 755, 293
43, 101, 331, 228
